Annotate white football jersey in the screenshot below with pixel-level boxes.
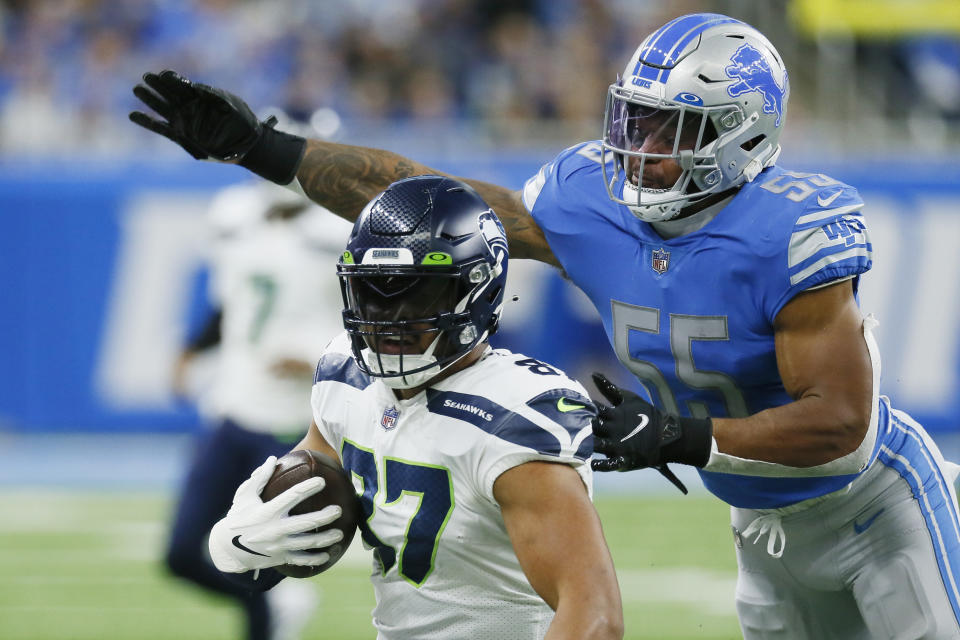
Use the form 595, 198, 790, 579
310, 334, 596, 639
206, 182, 352, 434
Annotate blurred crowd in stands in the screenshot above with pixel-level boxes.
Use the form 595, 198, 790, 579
0, 0, 957, 156
0, 0, 686, 154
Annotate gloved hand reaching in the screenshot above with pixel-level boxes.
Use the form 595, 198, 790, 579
130, 70, 306, 184
590, 373, 714, 494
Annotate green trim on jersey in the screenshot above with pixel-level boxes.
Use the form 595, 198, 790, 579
341, 438, 394, 577
383, 456, 455, 587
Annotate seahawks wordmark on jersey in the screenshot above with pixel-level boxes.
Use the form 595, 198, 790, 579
310, 334, 595, 640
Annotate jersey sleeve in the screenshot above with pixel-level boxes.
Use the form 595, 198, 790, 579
522, 141, 636, 282
426, 384, 596, 502
523, 141, 607, 233
309, 333, 370, 450
761, 180, 872, 321
312, 333, 368, 389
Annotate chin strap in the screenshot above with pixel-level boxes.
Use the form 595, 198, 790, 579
367, 334, 443, 389
743, 144, 782, 184
742, 158, 763, 184
622, 181, 685, 222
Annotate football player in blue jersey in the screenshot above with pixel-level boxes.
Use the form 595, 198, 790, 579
131, 12, 960, 638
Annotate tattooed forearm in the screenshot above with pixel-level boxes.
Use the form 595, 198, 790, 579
296, 140, 431, 221
463, 180, 559, 266
294, 139, 557, 265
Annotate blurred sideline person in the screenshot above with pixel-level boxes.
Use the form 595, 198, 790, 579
205, 176, 624, 639
166, 180, 351, 640
131, 12, 960, 638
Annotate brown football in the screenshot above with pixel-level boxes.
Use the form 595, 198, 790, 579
259, 449, 360, 578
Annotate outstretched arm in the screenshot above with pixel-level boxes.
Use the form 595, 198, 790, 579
495, 461, 623, 640
129, 70, 557, 264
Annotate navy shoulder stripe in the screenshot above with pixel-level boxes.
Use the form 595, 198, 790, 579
426, 389, 591, 460
314, 351, 370, 390
526, 389, 596, 460
426, 389, 510, 430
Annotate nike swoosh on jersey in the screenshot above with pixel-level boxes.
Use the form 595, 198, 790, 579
620, 414, 650, 442
853, 508, 885, 535
817, 189, 842, 208
557, 397, 587, 412
232, 535, 270, 557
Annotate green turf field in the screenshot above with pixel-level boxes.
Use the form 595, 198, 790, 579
0, 491, 741, 639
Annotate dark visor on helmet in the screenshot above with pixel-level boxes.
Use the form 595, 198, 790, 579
341, 271, 472, 360
607, 98, 715, 154
345, 274, 459, 324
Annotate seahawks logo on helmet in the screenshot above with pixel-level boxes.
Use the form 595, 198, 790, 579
478, 211, 508, 265
337, 176, 510, 390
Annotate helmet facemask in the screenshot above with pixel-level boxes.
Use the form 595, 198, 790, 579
601, 83, 728, 222
600, 15, 790, 222
339, 260, 496, 389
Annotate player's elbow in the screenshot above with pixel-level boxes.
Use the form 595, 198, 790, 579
595, 611, 625, 640
834, 396, 871, 452
561, 592, 624, 639
816, 397, 872, 471
569, 608, 623, 640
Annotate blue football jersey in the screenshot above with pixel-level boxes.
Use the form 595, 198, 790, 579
524, 141, 894, 508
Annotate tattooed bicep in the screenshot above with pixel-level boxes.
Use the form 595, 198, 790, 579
465, 185, 558, 266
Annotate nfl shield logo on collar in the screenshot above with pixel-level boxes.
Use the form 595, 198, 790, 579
652, 247, 670, 274
381, 406, 400, 430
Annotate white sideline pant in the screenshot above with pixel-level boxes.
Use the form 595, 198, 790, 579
732, 413, 960, 639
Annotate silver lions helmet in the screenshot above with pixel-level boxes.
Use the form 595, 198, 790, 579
602, 13, 790, 222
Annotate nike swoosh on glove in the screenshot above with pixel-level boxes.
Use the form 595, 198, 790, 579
208, 456, 344, 573
590, 373, 713, 493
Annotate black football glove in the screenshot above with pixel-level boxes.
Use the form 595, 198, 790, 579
590, 373, 713, 494
129, 70, 306, 184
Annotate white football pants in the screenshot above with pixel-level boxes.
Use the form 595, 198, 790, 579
732, 410, 960, 639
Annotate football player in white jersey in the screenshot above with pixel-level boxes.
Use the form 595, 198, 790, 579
166, 181, 351, 640
132, 13, 960, 638
206, 176, 623, 640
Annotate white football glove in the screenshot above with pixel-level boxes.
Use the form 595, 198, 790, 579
208, 456, 344, 573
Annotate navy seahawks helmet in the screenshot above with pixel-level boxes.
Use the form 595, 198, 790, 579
337, 175, 509, 389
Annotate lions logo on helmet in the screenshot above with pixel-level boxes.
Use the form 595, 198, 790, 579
601, 13, 790, 223
337, 176, 509, 389
726, 44, 787, 127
